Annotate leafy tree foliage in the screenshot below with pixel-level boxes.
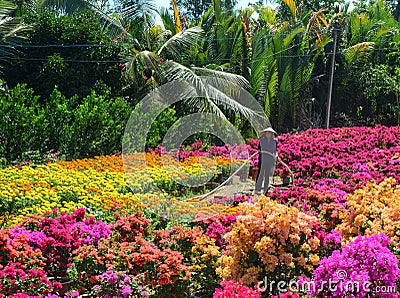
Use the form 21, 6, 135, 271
175, 0, 237, 23
1, 0, 400, 146
3, 8, 124, 99
360, 64, 400, 125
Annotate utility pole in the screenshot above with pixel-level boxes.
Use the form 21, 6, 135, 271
325, 21, 339, 129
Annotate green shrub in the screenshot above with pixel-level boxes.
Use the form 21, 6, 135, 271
62, 91, 132, 159
0, 83, 48, 162
146, 107, 178, 149
122, 101, 178, 152
0, 83, 132, 162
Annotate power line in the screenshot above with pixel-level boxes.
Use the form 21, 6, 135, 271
0, 21, 398, 48
2, 56, 123, 63
2, 46, 398, 64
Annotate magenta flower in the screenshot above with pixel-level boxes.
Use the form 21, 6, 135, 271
309, 234, 400, 297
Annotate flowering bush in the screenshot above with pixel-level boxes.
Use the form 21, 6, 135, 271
213, 280, 261, 298
73, 236, 190, 284
317, 230, 342, 258
13, 209, 111, 276
188, 235, 221, 295
90, 270, 149, 297
337, 178, 400, 251
270, 186, 348, 230
110, 212, 151, 242
0, 229, 45, 270
0, 262, 61, 296
217, 197, 321, 288
308, 234, 400, 297
195, 213, 238, 247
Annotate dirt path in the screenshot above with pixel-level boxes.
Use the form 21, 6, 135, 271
209, 175, 284, 198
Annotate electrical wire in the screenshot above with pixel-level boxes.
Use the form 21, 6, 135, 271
0, 21, 398, 48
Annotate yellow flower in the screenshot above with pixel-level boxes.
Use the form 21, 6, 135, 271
309, 254, 320, 266
337, 178, 400, 251
301, 243, 311, 252
308, 236, 320, 251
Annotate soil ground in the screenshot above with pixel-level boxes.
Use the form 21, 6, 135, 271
208, 175, 286, 198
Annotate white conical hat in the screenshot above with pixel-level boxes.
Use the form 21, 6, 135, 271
260, 127, 277, 135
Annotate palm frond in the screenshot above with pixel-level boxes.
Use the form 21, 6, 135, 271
252, 32, 278, 119
1, 21, 30, 40
198, 6, 214, 30
220, 14, 240, 60
259, 6, 277, 24
369, 26, 395, 42
307, 8, 328, 45
120, 0, 158, 20
213, 0, 222, 24
226, 13, 250, 75
160, 61, 226, 117
0, 3, 30, 73
278, 65, 292, 128
350, 13, 371, 45
370, 0, 394, 23
158, 7, 175, 34
202, 77, 268, 125
0, 1, 16, 11
281, 0, 297, 20
262, 59, 278, 117
157, 26, 204, 59
343, 42, 375, 64
162, 62, 264, 121
133, 50, 159, 69
250, 30, 268, 96
191, 66, 250, 89
283, 27, 304, 49
291, 58, 314, 123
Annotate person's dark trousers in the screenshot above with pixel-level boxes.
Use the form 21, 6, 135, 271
255, 155, 274, 194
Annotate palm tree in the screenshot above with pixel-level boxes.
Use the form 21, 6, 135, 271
329, 0, 399, 122
197, 2, 251, 78
249, 0, 329, 130
9, 0, 269, 129
345, 0, 396, 63
0, 1, 30, 74
123, 24, 258, 119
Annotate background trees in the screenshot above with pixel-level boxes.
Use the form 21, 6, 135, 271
175, 0, 237, 23
4, 9, 124, 99
0, 0, 399, 161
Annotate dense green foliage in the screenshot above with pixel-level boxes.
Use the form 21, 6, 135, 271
0, 83, 131, 162
0, 82, 183, 163
4, 9, 124, 99
1, 0, 399, 161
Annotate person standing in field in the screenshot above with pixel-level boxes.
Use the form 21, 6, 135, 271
255, 127, 278, 195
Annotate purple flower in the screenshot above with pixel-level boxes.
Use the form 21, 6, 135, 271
309, 234, 400, 297
121, 285, 132, 297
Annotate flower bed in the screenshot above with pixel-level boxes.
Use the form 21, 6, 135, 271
1, 125, 400, 297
